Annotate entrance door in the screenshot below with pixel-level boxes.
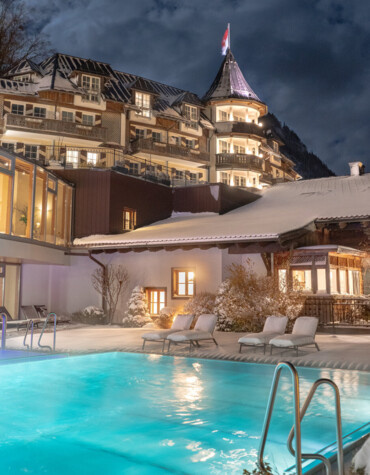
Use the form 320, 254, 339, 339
0, 264, 21, 320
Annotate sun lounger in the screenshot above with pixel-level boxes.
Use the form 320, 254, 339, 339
0, 306, 30, 330
269, 316, 320, 356
142, 314, 194, 352
167, 314, 218, 352
238, 316, 288, 354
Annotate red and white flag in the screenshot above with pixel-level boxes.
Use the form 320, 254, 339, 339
221, 25, 230, 55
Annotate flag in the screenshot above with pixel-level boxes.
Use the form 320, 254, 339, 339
221, 26, 229, 55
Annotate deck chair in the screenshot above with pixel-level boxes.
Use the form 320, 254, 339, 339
238, 316, 288, 354
269, 316, 320, 356
0, 306, 29, 330
167, 314, 218, 352
142, 314, 194, 352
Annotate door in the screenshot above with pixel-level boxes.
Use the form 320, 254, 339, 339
0, 264, 21, 320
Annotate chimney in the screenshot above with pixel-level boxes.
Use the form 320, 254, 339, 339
349, 162, 365, 176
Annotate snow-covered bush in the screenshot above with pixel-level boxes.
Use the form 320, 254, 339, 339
156, 307, 176, 329
215, 264, 304, 332
351, 436, 370, 474
183, 292, 216, 319
122, 286, 152, 328
72, 306, 106, 324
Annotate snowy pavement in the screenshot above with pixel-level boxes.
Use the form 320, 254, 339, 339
5, 325, 370, 371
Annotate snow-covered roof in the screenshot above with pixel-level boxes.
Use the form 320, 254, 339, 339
74, 174, 370, 249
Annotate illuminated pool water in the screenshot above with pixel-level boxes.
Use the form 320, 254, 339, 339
0, 352, 368, 474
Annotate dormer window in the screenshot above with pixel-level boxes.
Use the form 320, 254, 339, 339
273, 142, 279, 153
13, 75, 30, 82
184, 104, 198, 121
135, 92, 151, 118
82, 75, 100, 91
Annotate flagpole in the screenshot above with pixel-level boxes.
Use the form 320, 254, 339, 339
228, 23, 230, 51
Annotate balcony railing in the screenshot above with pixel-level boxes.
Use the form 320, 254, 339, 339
216, 153, 264, 172
131, 138, 210, 163
303, 296, 370, 327
3, 113, 107, 141
215, 121, 265, 138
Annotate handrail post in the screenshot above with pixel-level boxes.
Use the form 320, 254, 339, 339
1, 313, 7, 349
258, 361, 302, 474
23, 320, 34, 350
38, 312, 57, 352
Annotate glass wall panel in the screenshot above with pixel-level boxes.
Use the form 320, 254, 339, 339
3, 264, 21, 319
292, 269, 312, 292
46, 190, 56, 243
330, 269, 338, 294
0, 173, 12, 234
56, 182, 65, 246
317, 268, 327, 293
33, 167, 47, 241
64, 187, 72, 245
339, 269, 347, 294
12, 160, 33, 237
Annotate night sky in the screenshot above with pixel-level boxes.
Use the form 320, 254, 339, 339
28, 0, 370, 175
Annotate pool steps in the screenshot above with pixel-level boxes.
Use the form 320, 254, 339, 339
259, 361, 344, 475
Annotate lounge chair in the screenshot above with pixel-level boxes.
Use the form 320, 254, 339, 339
142, 314, 194, 352
0, 306, 30, 330
167, 314, 218, 352
238, 316, 288, 354
269, 316, 320, 356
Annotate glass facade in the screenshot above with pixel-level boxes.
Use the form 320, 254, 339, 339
0, 153, 73, 247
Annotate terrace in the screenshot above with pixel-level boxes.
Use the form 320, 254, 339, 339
131, 137, 210, 163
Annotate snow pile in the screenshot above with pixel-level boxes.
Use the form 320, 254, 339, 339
352, 437, 370, 475
72, 306, 106, 324
122, 286, 152, 328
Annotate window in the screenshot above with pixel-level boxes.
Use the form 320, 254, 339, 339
172, 268, 195, 298
2, 143, 15, 153
220, 172, 229, 184
82, 114, 94, 126
171, 136, 181, 146
123, 208, 136, 231
87, 152, 98, 166
13, 75, 30, 82
25, 145, 38, 160
279, 269, 287, 292
82, 75, 100, 91
11, 104, 24, 115
234, 115, 244, 122
292, 270, 312, 292
189, 173, 197, 182
184, 105, 198, 121
330, 269, 338, 293
12, 160, 33, 238
185, 139, 195, 149
219, 110, 229, 121
135, 92, 151, 117
33, 107, 46, 118
135, 128, 145, 140
219, 140, 230, 153
240, 177, 246, 187
147, 165, 155, 174
0, 172, 12, 234
252, 177, 256, 186
317, 269, 327, 293
273, 142, 279, 152
234, 176, 240, 186
66, 150, 79, 167
152, 132, 161, 143
234, 145, 245, 154
175, 170, 184, 180
129, 162, 139, 175
146, 288, 166, 316
62, 111, 74, 122
339, 269, 347, 294
352, 270, 361, 295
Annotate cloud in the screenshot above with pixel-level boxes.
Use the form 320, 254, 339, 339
26, 0, 370, 175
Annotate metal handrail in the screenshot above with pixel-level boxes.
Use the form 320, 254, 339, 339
1, 313, 7, 349
287, 378, 344, 475
38, 313, 57, 352
258, 361, 303, 474
23, 320, 35, 350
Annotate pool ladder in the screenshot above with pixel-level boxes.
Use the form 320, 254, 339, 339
258, 361, 344, 475
23, 312, 57, 352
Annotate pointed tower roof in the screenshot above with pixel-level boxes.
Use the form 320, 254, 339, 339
202, 50, 264, 104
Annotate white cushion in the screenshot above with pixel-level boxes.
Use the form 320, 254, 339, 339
168, 331, 213, 342
269, 334, 315, 347
238, 332, 281, 345
263, 316, 288, 334
171, 314, 194, 331
292, 317, 318, 336
142, 330, 178, 340
194, 314, 217, 333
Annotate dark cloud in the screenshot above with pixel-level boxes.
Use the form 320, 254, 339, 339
27, 0, 370, 175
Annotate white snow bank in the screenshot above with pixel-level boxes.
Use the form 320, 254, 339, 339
352, 437, 370, 474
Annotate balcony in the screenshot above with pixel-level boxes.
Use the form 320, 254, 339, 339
131, 138, 209, 163
216, 153, 264, 172
215, 121, 265, 138
3, 113, 107, 142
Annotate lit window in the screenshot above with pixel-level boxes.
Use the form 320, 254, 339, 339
11, 104, 24, 115
175, 170, 184, 180
219, 140, 230, 153
278, 269, 287, 292
33, 107, 46, 118
220, 172, 229, 184
330, 269, 338, 293
185, 139, 195, 149
171, 136, 181, 146
234, 176, 240, 186
184, 105, 198, 121
292, 270, 312, 292
339, 269, 347, 294
62, 111, 74, 122
82, 114, 94, 126
87, 152, 98, 166
234, 145, 245, 154
172, 268, 195, 298
317, 268, 327, 293
219, 110, 229, 121
135, 92, 151, 117
146, 288, 166, 315
66, 150, 79, 167
352, 270, 361, 295
123, 208, 136, 231
152, 132, 161, 143
25, 145, 38, 160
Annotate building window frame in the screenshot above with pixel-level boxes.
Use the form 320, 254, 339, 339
61, 111, 74, 122
33, 107, 46, 118
123, 208, 137, 231
82, 114, 94, 126
24, 145, 38, 160
11, 103, 24, 115
172, 267, 195, 299
135, 92, 151, 117
146, 288, 167, 316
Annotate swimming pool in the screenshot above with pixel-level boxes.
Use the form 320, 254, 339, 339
0, 352, 368, 474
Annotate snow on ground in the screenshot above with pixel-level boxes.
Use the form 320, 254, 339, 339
353, 437, 370, 475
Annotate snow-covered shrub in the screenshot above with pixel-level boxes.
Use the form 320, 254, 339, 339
72, 306, 106, 324
122, 286, 152, 328
156, 307, 176, 329
183, 292, 216, 319
215, 264, 304, 332
351, 436, 370, 474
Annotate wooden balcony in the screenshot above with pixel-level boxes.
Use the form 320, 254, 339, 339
215, 121, 265, 138
131, 138, 210, 163
216, 153, 264, 172
3, 113, 107, 142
